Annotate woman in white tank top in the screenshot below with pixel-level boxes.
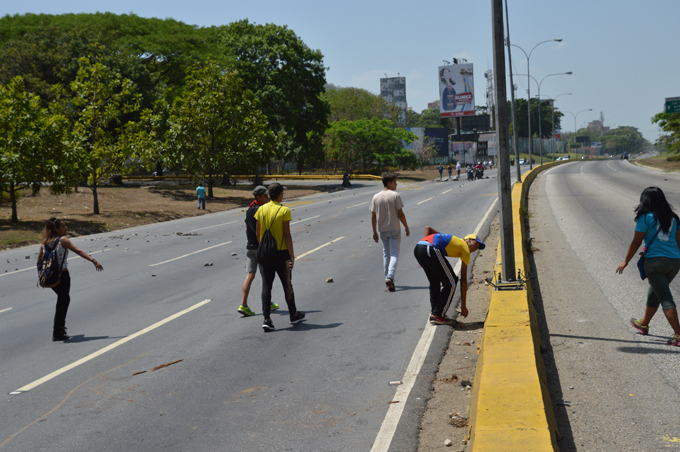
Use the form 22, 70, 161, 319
37, 218, 104, 341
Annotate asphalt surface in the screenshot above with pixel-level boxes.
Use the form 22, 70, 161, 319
528, 159, 680, 451
0, 172, 497, 451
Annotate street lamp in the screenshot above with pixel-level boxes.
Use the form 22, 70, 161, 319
516, 72, 572, 164
510, 38, 562, 169
564, 109, 593, 156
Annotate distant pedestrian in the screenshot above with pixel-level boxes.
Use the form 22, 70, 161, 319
447, 165, 452, 180
616, 187, 680, 346
414, 226, 485, 325
456, 162, 461, 179
37, 218, 104, 341
438, 164, 444, 180
370, 172, 410, 292
342, 171, 352, 189
238, 186, 279, 317
254, 183, 305, 331
196, 183, 206, 210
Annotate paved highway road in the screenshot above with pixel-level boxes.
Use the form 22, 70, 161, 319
0, 172, 497, 451
529, 159, 680, 451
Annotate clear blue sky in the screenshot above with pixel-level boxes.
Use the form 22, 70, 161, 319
6, 0, 678, 142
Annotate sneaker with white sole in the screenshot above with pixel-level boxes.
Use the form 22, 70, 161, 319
290, 311, 306, 324
262, 319, 275, 332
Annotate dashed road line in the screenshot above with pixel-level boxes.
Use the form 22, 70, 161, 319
346, 202, 368, 209
190, 221, 237, 232
0, 307, 12, 314
150, 242, 232, 266
417, 198, 432, 205
291, 215, 321, 225
442, 189, 454, 194
11, 299, 211, 394
297, 237, 344, 260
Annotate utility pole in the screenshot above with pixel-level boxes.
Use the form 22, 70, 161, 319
492, 0, 516, 281
504, 0, 521, 183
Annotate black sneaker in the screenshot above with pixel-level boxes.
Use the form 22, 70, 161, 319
52, 334, 70, 341
290, 311, 306, 324
262, 318, 275, 332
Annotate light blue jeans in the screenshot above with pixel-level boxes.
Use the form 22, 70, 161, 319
380, 230, 401, 281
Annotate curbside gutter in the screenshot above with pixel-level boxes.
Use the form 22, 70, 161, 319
466, 161, 568, 451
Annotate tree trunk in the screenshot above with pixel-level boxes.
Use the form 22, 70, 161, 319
91, 168, 100, 214
208, 171, 214, 198
9, 183, 18, 224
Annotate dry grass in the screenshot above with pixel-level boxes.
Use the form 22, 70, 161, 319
634, 156, 680, 172
0, 184, 327, 249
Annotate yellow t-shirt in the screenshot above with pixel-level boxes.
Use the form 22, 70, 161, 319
254, 201, 293, 251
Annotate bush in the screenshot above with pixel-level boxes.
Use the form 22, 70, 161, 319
667, 154, 680, 162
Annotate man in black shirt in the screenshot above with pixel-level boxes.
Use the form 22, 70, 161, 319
239, 186, 279, 316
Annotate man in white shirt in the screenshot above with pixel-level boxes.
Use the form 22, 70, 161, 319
370, 173, 410, 292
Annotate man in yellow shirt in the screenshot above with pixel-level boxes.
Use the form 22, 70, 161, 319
254, 183, 305, 331
414, 226, 485, 325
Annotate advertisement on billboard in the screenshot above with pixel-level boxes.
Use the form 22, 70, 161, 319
438, 64, 475, 118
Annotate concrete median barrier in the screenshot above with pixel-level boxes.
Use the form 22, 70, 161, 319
466, 161, 568, 451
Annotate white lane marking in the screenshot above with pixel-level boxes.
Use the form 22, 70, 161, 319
150, 242, 232, 266
297, 237, 344, 259
371, 196, 498, 452
189, 221, 237, 232
442, 189, 454, 194
417, 198, 432, 205
291, 215, 321, 225
1, 250, 110, 278
13, 299, 211, 393
0, 307, 12, 314
346, 201, 368, 209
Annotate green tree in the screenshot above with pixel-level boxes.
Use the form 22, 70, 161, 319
219, 20, 329, 168
509, 99, 562, 138
0, 77, 75, 223
325, 119, 417, 171
652, 112, 680, 154
601, 126, 647, 156
163, 63, 275, 196
70, 55, 141, 214
323, 86, 400, 123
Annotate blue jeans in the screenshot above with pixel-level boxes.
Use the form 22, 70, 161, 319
380, 230, 401, 281
645, 257, 680, 310
197, 197, 205, 209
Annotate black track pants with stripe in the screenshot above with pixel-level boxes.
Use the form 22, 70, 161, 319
414, 244, 458, 317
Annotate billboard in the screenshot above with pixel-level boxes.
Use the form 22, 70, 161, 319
424, 128, 449, 157
438, 64, 475, 118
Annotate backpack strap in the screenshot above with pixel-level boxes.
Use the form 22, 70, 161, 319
264, 205, 284, 250
642, 226, 662, 256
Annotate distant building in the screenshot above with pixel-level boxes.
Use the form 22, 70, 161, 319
380, 77, 407, 126
587, 120, 610, 134
427, 100, 440, 110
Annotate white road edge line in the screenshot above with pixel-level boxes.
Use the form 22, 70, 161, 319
189, 220, 237, 232
371, 196, 498, 452
417, 198, 432, 205
150, 242, 232, 266
291, 215, 321, 225
1, 250, 109, 278
297, 237, 344, 260
13, 299, 211, 393
346, 201, 368, 209
442, 189, 454, 194
0, 307, 12, 314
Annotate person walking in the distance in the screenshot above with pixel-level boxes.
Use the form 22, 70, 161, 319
616, 186, 680, 346
37, 218, 104, 341
438, 164, 444, 180
196, 183, 206, 210
413, 226, 485, 325
370, 172, 410, 292
238, 186, 279, 316
456, 161, 461, 180
447, 164, 452, 181
254, 183, 305, 331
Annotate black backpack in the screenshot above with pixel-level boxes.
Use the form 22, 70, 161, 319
257, 206, 283, 268
37, 237, 65, 288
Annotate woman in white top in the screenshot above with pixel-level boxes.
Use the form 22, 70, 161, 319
37, 218, 103, 341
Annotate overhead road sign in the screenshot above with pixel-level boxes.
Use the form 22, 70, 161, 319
665, 97, 680, 114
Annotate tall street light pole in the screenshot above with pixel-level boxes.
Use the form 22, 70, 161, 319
511, 38, 562, 170
565, 109, 593, 157
516, 71, 572, 165
503, 0, 521, 183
